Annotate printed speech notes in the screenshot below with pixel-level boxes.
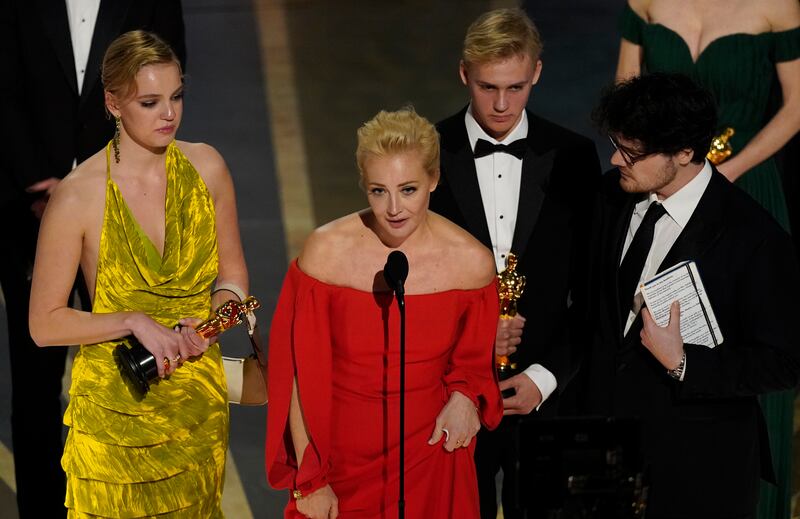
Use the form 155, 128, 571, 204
640, 260, 723, 348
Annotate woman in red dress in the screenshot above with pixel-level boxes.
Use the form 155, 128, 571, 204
266, 108, 503, 518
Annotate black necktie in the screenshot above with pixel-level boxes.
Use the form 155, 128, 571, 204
617, 202, 667, 326
473, 138, 527, 159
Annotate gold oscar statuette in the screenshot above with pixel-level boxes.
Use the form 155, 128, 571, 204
707, 127, 734, 165
195, 296, 261, 338
116, 296, 262, 395
497, 253, 526, 374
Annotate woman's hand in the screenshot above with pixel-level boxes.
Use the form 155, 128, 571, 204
295, 484, 339, 519
127, 313, 195, 377
428, 391, 481, 452
178, 317, 213, 358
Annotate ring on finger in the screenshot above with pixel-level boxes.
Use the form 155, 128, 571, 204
441, 428, 450, 442
163, 357, 171, 371
172, 353, 182, 363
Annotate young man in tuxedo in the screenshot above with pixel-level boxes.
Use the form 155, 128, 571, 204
0, 2, 185, 516
429, 8, 600, 518
585, 72, 800, 518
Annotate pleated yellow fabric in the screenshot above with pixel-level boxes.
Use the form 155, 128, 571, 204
62, 142, 228, 518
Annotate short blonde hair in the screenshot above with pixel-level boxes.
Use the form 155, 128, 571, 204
462, 8, 542, 67
102, 30, 181, 102
356, 108, 440, 179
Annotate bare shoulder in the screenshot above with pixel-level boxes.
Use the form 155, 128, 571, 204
51, 150, 107, 216
429, 213, 495, 289
764, 0, 800, 31
298, 212, 364, 283
176, 141, 230, 193
177, 140, 225, 168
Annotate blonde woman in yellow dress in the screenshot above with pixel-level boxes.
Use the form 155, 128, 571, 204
28, 30, 248, 518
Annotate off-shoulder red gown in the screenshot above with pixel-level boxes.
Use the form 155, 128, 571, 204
266, 261, 503, 518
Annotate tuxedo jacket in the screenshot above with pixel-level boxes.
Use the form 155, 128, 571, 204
583, 167, 800, 517
431, 107, 601, 412
0, 0, 185, 207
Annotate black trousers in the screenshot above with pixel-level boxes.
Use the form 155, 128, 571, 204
475, 417, 522, 519
0, 198, 75, 518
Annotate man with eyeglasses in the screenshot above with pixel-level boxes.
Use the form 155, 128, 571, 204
582, 72, 800, 518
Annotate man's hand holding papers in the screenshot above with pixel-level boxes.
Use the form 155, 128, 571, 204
641, 301, 685, 372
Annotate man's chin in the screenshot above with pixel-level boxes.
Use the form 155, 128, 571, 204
474, 116, 516, 141
618, 176, 642, 193
484, 125, 514, 141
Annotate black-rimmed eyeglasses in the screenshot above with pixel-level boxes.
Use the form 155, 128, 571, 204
609, 135, 655, 166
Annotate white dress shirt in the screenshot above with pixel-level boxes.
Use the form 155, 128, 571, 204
465, 107, 526, 273
66, 0, 101, 95
464, 107, 557, 406
620, 160, 713, 378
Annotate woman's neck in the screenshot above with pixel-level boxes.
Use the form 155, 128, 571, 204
115, 134, 170, 176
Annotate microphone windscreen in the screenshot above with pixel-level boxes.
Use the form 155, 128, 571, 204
384, 250, 409, 288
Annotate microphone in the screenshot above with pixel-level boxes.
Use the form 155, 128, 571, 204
383, 250, 409, 302
383, 249, 409, 518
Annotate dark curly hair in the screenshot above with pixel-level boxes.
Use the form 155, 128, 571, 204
592, 72, 717, 164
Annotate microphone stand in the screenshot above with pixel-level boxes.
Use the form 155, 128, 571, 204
384, 251, 408, 519
397, 284, 406, 519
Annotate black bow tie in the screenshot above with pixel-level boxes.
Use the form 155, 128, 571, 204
473, 138, 527, 159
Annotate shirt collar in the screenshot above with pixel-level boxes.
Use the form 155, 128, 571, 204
465, 104, 529, 152
634, 160, 712, 229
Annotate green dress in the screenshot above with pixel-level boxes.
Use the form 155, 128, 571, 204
61, 142, 228, 518
620, 5, 800, 518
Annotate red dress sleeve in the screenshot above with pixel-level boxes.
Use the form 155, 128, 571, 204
266, 261, 332, 496
442, 282, 503, 430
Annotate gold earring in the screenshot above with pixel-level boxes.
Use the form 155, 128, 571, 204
113, 116, 121, 163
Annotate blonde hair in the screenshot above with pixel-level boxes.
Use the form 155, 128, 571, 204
462, 8, 542, 66
356, 108, 440, 179
102, 30, 180, 102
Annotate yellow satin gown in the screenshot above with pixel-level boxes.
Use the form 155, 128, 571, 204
62, 142, 228, 518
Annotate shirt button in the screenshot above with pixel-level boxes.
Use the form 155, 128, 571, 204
498, 174, 502, 178
499, 215, 504, 219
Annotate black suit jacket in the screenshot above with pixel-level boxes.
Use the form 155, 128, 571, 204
584, 167, 800, 516
0, 0, 185, 207
431, 107, 601, 412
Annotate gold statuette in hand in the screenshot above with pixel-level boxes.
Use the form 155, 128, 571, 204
195, 296, 261, 339
497, 253, 526, 373
115, 296, 262, 396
